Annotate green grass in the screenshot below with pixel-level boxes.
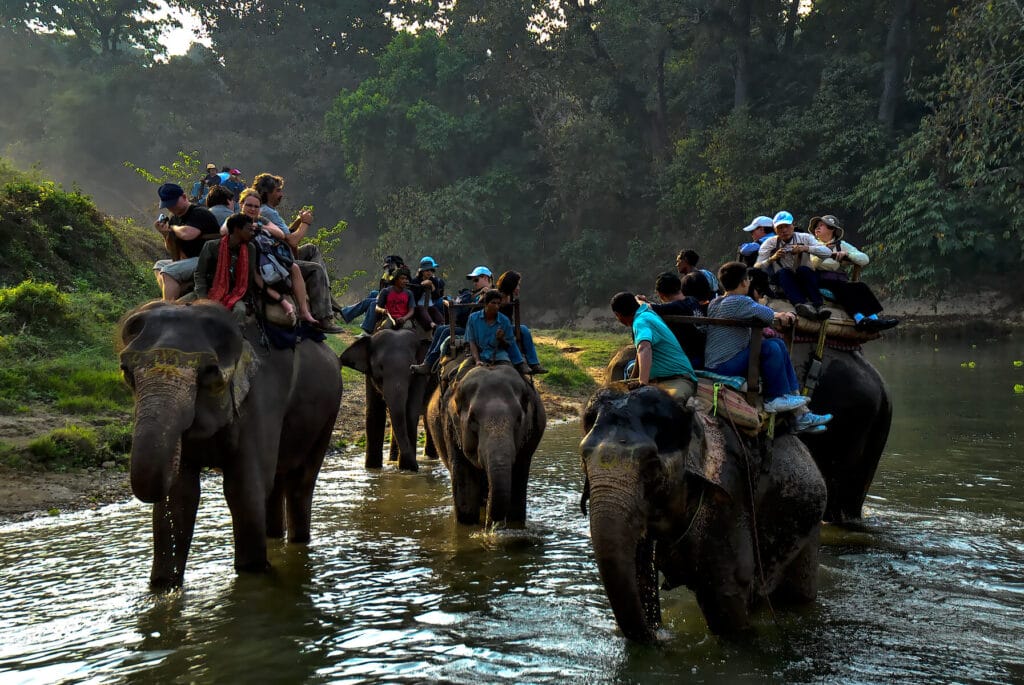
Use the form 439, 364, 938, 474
536, 329, 630, 371
534, 342, 597, 395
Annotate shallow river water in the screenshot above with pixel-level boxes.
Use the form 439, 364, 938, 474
1, 337, 1022, 684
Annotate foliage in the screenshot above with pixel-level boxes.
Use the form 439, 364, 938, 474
124, 150, 205, 189
24, 423, 130, 470
533, 342, 597, 395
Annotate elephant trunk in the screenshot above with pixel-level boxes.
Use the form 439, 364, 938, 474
130, 367, 197, 503
587, 463, 658, 643
479, 425, 515, 525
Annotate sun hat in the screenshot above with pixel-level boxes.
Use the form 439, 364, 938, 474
466, 266, 492, 279
419, 256, 439, 270
743, 216, 774, 232
772, 210, 795, 227
206, 163, 216, 170
808, 214, 842, 231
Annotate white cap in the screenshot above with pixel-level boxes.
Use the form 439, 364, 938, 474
743, 216, 774, 232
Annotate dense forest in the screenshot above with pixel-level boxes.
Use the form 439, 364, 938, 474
1, 1, 1021, 313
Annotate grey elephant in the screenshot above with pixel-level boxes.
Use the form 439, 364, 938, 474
340, 328, 429, 471
580, 384, 826, 641
119, 301, 342, 589
791, 341, 891, 522
606, 338, 890, 523
426, 363, 546, 526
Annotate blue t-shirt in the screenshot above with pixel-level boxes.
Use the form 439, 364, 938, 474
260, 205, 290, 233
632, 304, 696, 382
465, 310, 523, 364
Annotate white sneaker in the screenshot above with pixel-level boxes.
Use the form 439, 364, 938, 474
764, 394, 809, 413
794, 412, 833, 430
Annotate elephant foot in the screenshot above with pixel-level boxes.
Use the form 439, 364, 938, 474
235, 559, 272, 574
149, 574, 185, 592
454, 508, 481, 525
364, 455, 384, 469
398, 458, 419, 472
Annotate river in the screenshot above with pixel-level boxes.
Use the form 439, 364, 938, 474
1, 338, 1022, 684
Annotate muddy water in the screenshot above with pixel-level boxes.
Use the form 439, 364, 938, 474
1, 338, 1022, 684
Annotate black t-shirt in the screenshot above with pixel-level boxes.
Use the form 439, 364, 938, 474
650, 298, 706, 366
173, 205, 222, 259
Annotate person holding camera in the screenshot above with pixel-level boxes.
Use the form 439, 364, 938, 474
754, 210, 832, 320
152, 183, 221, 301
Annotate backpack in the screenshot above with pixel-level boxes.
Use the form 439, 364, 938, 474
253, 231, 294, 287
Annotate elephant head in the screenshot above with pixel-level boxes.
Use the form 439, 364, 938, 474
447, 364, 545, 525
580, 384, 746, 642
340, 328, 427, 470
119, 301, 254, 503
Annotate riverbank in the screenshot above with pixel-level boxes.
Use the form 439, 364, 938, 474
0, 328, 621, 523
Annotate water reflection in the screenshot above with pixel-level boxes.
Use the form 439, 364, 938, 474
0, 338, 1022, 683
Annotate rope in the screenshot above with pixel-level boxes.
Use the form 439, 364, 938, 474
673, 489, 704, 545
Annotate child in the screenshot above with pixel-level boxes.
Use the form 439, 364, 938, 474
704, 261, 832, 432
374, 267, 416, 329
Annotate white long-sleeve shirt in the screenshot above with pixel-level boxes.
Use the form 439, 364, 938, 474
755, 232, 832, 272
812, 239, 869, 271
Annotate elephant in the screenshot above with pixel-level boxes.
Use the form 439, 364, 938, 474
118, 300, 342, 589
426, 363, 546, 526
340, 328, 429, 471
790, 341, 892, 522
606, 337, 890, 523
580, 384, 827, 641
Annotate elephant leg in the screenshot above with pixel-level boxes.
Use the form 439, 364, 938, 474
284, 427, 331, 544
222, 445, 275, 574
365, 378, 386, 469
423, 416, 439, 460
149, 461, 201, 590
266, 480, 286, 539
508, 453, 532, 524
451, 452, 483, 524
773, 526, 821, 603
388, 424, 399, 462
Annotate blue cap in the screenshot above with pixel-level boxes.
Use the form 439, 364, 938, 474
743, 215, 774, 232
158, 183, 185, 208
466, 266, 492, 279
419, 256, 439, 270
773, 210, 794, 227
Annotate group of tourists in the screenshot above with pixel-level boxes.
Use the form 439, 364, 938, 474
613, 210, 899, 434
152, 171, 346, 334
190, 163, 246, 206
340, 257, 548, 378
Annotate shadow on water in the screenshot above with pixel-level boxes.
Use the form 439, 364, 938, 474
0, 337, 1022, 683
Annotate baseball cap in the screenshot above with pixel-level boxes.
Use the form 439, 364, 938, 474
466, 266, 492, 279
157, 183, 185, 208
772, 210, 794, 227
230, 168, 241, 175
206, 163, 216, 170
419, 256, 439, 270
743, 215, 774, 232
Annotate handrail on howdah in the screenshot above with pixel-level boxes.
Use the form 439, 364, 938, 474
659, 315, 794, 406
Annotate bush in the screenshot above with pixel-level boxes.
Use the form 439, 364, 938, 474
0, 280, 76, 335
28, 424, 100, 469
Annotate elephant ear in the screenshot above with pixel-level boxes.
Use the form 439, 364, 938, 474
228, 340, 260, 413
684, 413, 745, 500
340, 335, 372, 375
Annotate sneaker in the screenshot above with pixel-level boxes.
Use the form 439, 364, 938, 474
764, 394, 810, 413
794, 411, 833, 431
411, 362, 432, 375
794, 303, 817, 319
796, 423, 828, 434
813, 305, 832, 321
529, 363, 549, 375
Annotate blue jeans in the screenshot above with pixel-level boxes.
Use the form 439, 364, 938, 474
519, 325, 540, 366
776, 266, 822, 306
423, 324, 463, 367
708, 337, 797, 400
340, 290, 379, 332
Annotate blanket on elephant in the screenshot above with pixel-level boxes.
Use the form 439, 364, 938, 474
685, 413, 746, 500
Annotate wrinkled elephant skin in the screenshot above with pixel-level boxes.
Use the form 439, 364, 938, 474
605, 340, 890, 523
119, 301, 342, 589
580, 385, 826, 641
427, 364, 545, 526
340, 329, 428, 471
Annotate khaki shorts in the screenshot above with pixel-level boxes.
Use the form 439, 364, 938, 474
652, 376, 697, 405
153, 257, 199, 283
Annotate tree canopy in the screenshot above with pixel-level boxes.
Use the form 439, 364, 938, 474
5, 0, 1018, 310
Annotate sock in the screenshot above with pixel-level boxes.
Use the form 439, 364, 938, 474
854, 313, 865, 323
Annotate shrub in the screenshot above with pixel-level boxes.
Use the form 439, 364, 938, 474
27, 424, 100, 469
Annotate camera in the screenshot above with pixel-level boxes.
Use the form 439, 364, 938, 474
157, 213, 169, 224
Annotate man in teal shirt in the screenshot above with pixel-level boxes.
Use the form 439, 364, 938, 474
611, 291, 697, 403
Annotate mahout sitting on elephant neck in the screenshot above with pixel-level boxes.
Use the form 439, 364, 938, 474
580, 383, 826, 641
119, 300, 342, 590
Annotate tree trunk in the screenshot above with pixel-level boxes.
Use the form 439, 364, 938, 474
878, 0, 916, 131
733, 0, 753, 110
783, 0, 801, 51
